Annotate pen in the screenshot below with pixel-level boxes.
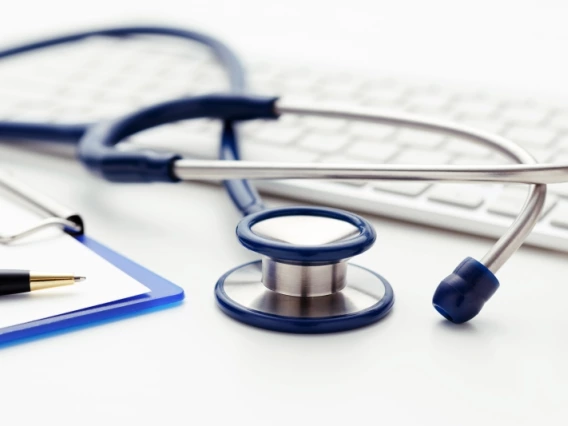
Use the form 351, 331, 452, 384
0, 270, 85, 296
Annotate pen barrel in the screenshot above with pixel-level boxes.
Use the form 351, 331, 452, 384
0, 270, 30, 295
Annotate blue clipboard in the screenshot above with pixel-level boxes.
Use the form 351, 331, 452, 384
0, 235, 185, 347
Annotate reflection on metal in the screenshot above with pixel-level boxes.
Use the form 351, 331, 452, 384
261, 256, 348, 297
221, 261, 387, 319
251, 215, 360, 246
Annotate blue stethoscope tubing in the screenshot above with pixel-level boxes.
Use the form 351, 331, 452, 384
0, 26, 261, 216
0, 26, 393, 333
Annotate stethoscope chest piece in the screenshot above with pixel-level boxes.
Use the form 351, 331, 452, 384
215, 207, 394, 333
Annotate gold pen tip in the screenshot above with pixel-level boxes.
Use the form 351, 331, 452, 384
74, 276, 86, 283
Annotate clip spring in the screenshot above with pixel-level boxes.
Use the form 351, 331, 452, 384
0, 171, 84, 244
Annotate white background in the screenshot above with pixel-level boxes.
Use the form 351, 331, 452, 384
0, 1, 567, 425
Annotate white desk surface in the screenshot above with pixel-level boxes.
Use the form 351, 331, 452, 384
0, 1, 567, 425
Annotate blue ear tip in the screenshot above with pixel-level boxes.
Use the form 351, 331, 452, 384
432, 257, 500, 324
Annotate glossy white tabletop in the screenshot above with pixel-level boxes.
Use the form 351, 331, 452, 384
0, 2, 567, 425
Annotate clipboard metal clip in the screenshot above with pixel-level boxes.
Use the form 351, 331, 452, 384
0, 171, 84, 244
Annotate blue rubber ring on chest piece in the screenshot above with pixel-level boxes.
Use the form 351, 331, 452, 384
236, 206, 376, 263
215, 261, 394, 334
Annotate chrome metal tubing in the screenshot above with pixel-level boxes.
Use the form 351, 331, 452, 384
0, 171, 84, 242
174, 99, 546, 274
0, 217, 81, 244
273, 100, 545, 273
281, 100, 546, 273
173, 160, 568, 184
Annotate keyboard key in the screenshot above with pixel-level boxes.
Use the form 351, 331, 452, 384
363, 77, 404, 91
319, 72, 361, 88
348, 122, 397, 140
318, 80, 361, 98
241, 142, 320, 162
333, 180, 367, 187
373, 182, 431, 197
487, 187, 556, 219
346, 139, 400, 162
553, 134, 568, 149
451, 154, 515, 165
319, 155, 366, 164
394, 128, 445, 149
427, 184, 485, 209
549, 203, 568, 229
317, 93, 359, 104
388, 148, 453, 165
251, 80, 281, 96
297, 133, 351, 153
506, 125, 558, 148
522, 147, 552, 163
0, 105, 13, 119
250, 124, 305, 145
443, 137, 492, 157
301, 116, 348, 132
281, 85, 317, 98
281, 77, 319, 93
130, 125, 219, 159
548, 183, 568, 198
92, 103, 134, 119
9, 106, 58, 122
52, 105, 110, 123
452, 99, 497, 118
238, 120, 266, 136
247, 61, 281, 81
548, 111, 568, 130
456, 117, 505, 135
499, 106, 549, 125
0, 73, 63, 94
361, 88, 406, 106
546, 151, 568, 164
405, 93, 451, 114
0, 86, 54, 103
279, 68, 320, 87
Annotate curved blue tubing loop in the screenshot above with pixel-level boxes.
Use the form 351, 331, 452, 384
0, 26, 246, 92
0, 25, 262, 212
215, 261, 394, 333
79, 95, 279, 182
236, 206, 377, 263
220, 122, 266, 215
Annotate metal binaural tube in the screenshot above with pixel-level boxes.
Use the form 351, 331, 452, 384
173, 160, 568, 184
174, 100, 546, 274
272, 100, 544, 274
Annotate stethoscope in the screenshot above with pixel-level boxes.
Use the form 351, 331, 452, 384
1, 26, 566, 333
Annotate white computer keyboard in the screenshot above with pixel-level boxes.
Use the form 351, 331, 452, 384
1, 34, 568, 251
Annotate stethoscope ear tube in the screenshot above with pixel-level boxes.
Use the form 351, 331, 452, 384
79, 121, 182, 183
77, 95, 279, 182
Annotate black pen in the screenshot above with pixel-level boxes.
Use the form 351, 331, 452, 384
0, 270, 85, 296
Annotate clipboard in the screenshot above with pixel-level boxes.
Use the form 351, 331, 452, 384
0, 172, 185, 347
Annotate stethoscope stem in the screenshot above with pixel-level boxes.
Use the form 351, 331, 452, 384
173, 160, 568, 184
